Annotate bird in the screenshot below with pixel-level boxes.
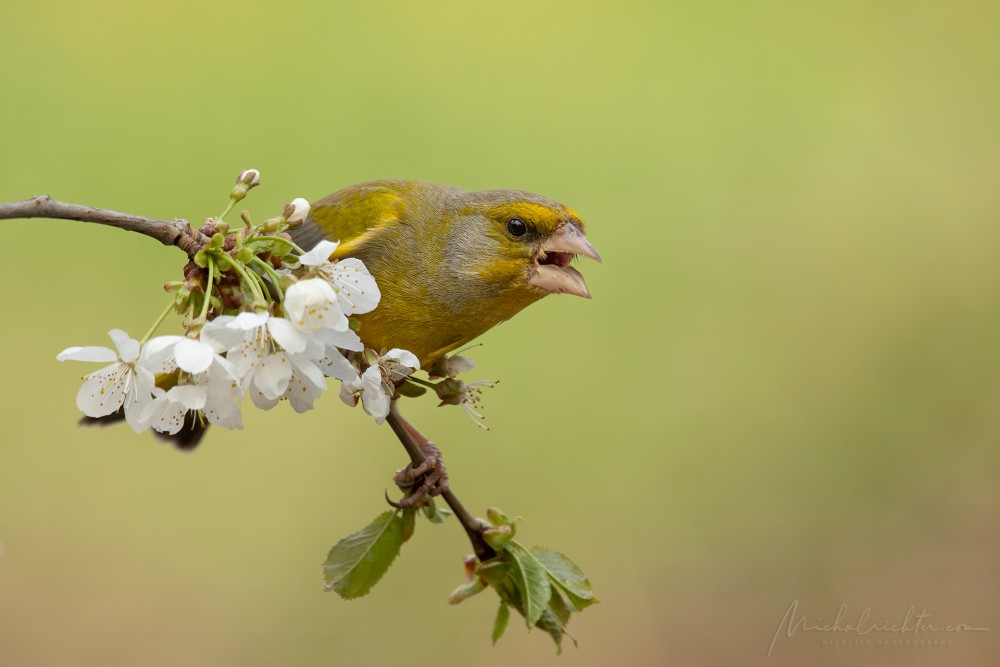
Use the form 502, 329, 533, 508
291, 180, 601, 367
291, 180, 600, 505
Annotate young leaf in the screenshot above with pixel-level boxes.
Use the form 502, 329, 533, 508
535, 589, 579, 653
421, 497, 451, 524
323, 510, 405, 599
505, 543, 551, 627
532, 547, 597, 611
401, 508, 416, 542
492, 602, 511, 645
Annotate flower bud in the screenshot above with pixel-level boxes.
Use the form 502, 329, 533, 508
283, 197, 310, 225
236, 247, 254, 264
236, 169, 261, 188
448, 579, 486, 605
483, 525, 513, 550
486, 507, 513, 527
215, 220, 230, 235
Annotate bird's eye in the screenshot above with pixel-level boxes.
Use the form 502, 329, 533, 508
505, 217, 528, 238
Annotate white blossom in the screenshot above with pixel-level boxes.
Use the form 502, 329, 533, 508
297, 240, 380, 315
137, 334, 243, 430
340, 366, 390, 422
57, 329, 158, 432
284, 278, 349, 334
140, 385, 207, 435
202, 312, 331, 413
338, 348, 419, 424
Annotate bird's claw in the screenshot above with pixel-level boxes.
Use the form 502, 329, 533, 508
388, 456, 450, 509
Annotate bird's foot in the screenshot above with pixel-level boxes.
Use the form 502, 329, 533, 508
388, 441, 450, 509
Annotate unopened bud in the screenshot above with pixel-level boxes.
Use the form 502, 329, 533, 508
283, 197, 310, 225
236, 247, 254, 264
448, 579, 487, 605
236, 169, 261, 188
486, 507, 511, 527
483, 525, 513, 550
215, 220, 230, 234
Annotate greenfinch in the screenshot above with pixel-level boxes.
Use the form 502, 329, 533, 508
292, 180, 601, 366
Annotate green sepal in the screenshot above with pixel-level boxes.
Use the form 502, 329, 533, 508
492, 602, 511, 645
396, 380, 427, 398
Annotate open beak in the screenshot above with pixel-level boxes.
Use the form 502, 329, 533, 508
527, 223, 601, 299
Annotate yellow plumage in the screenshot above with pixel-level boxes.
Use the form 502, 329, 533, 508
292, 180, 599, 366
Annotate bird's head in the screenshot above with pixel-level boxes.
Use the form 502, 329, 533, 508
450, 189, 601, 301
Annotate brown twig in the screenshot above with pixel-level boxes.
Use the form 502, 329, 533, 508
386, 402, 496, 562
0, 195, 208, 256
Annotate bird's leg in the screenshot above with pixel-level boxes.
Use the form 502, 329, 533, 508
385, 400, 496, 561
386, 402, 449, 508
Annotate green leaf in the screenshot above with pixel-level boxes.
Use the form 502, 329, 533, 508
535, 589, 579, 653
532, 547, 597, 611
492, 602, 511, 645
401, 508, 416, 542
506, 543, 551, 627
323, 510, 405, 599
421, 497, 451, 524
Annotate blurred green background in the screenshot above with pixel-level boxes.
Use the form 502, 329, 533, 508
2, 1, 999, 665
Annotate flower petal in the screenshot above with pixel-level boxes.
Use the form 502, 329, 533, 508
230, 311, 270, 330
76, 363, 130, 417
200, 318, 243, 352
139, 335, 184, 373
360, 366, 390, 423
330, 258, 381, 315
319, 349, 359, 382
385, 348, 420, 372
267, 317, 310, 354
108, 329, 140, 362
297, 240, 340, 266
314, 327, 363, 352
254, 353, 293, 400
174, 338, 216, 374
57, 346, 117, 363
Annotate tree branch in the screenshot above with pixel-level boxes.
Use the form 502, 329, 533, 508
4, 194, 497, 558
0, 195, 208, 256
386, 404, 496, 562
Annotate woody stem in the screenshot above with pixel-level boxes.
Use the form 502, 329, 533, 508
386, 402, 496, 562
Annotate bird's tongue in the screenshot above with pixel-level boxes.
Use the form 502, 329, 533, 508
529, 264, 591, 299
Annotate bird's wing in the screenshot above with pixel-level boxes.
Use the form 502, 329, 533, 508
292, 182, 408, 259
